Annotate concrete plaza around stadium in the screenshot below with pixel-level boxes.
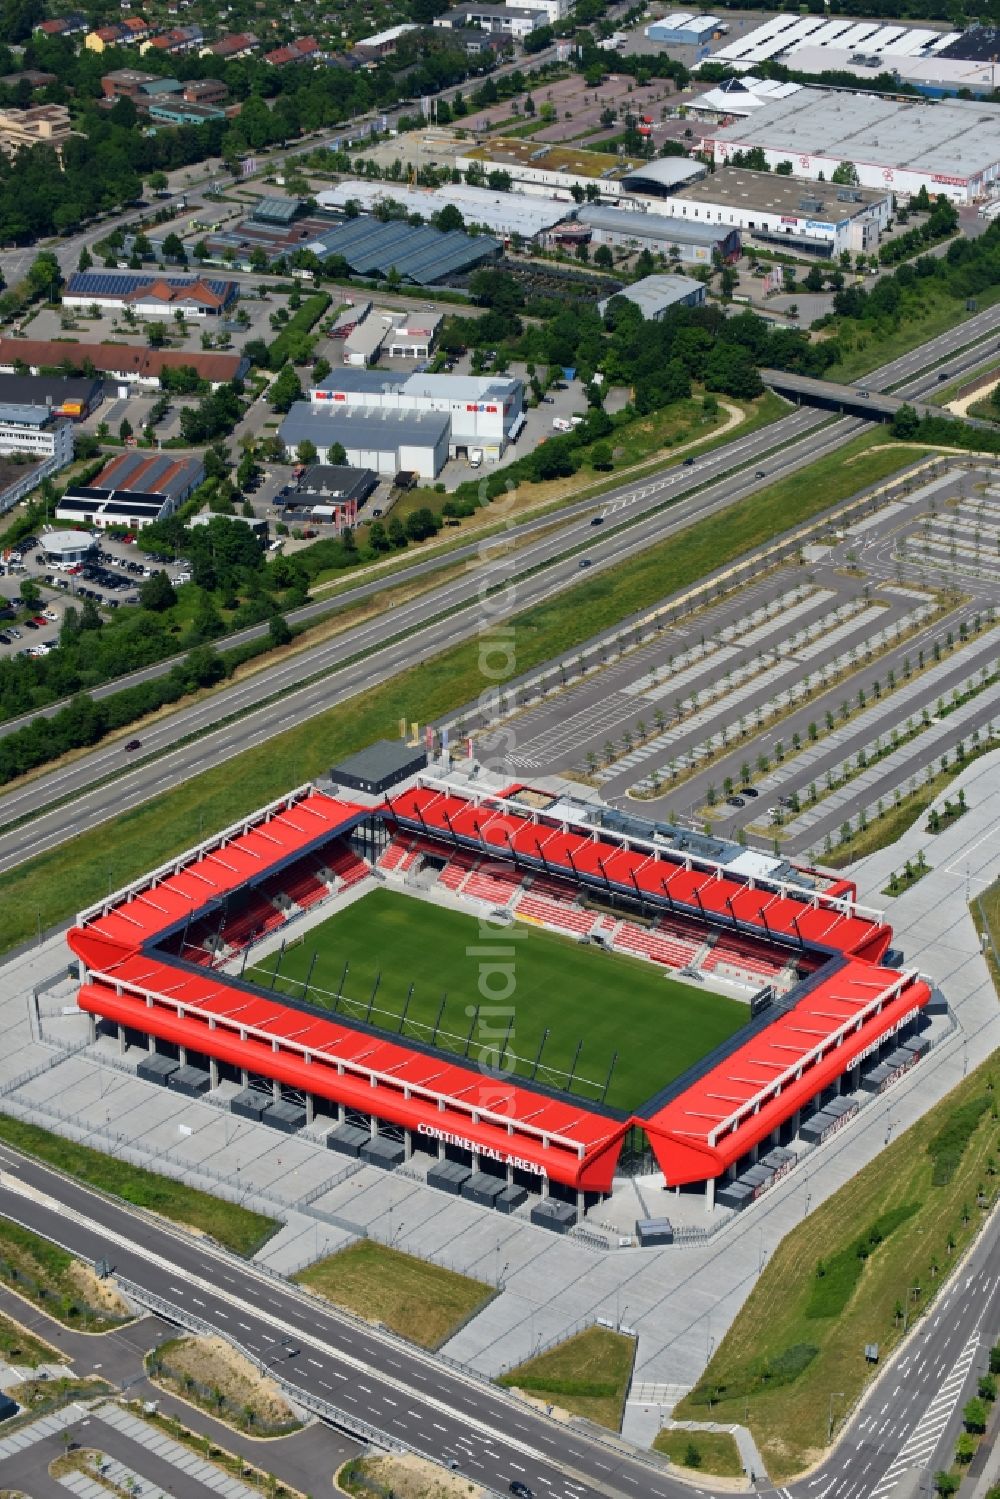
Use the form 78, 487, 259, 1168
0, 745, 995, 1400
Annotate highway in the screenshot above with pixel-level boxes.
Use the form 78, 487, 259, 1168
0, 407, 864, 867
0, 1145, 701, 1499
0, 404, 829, 744
0, 1139, 995, 1499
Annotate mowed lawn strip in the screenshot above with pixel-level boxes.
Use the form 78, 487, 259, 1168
496, 1325, 636, 1430
250, 889, 746, 1112
294, 1241, 493, 1350
673, 1054, 1000, 1481
0, 1118, 276, 1257
652, 1428, 744, 1477
0, 432, 925, 957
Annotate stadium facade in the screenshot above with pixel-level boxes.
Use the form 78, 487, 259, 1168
69, 779, 931, 1214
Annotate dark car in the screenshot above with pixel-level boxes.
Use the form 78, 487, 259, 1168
683, 456, 695, 466
726, 795, 746, 808
124, 739, 142, 751
578, 558, 592, 568
740, 786, 759, 798
755, 470, 766, 478
509, 1483, 534, 1499
590, 515, 604, 526
937, 370, 949, 381
23, 619, 38, 630
541, 396, 555, 404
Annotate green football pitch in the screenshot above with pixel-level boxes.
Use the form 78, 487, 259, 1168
248, 889, 747, 1112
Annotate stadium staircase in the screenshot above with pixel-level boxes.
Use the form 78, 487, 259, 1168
377, 838, 421, 876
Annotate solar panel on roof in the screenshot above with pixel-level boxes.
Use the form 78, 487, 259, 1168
310, 218, 499, 282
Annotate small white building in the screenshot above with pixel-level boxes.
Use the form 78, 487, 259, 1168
597, 274, 707, 319
0, 403, 74, 465
387, 314, 441, 359
39, 527, 96, 565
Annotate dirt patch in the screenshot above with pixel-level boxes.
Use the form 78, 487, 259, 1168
67, 1263, 131, 1318
339, 1453, 484, 1499
148, 1335, 297, 1431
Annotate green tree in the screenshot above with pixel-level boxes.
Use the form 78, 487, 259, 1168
892, 403, 921, 440
831, 161, 859, 185
269, 366, 303, 414
139, 570, 177, 613
328, 441, 347, 466
268, 612, 292, 647
19, 577, 41, 610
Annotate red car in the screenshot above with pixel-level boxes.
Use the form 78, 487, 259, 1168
32, 616, 48, 627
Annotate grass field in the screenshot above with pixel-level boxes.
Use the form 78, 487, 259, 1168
249, 889, 746, 1112
0, 1118, 276, 1258
496, 1326, 636, 1430
295, 1241, 493, 1350
652, 1428, 743, 1476
0, 431, 927, 958
673, 1054, 1000, 1480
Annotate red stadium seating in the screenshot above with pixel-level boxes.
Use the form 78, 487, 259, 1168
613, 920, 695, 970
702, 933, 786, 981
327, 841, 370, 891
515, 894, 597, 938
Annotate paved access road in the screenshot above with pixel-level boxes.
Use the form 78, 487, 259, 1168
0, 1145, 708, 1499
0, 1140, 997, 1499
763, 1203, 1000, 1499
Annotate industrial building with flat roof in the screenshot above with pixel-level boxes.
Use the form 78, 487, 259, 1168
311, 369, 524, 459
568, 204, 741, 264
646, 11, 721, 45
706, 90, 1000, 202
598, 274, 706, 320
668, 167, 892, 257
279, 404, 450, 479
706, 14, 1000, 96
316, 182, 568, 241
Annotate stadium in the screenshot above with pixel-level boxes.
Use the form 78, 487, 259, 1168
67, 775, 932, 1220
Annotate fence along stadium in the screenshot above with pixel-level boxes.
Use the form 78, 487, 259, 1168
68, 777, 931, 1213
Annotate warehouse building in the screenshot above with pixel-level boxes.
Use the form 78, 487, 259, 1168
687, 75, 803, 121
598, 273, 706, 320
707, 14, 995, 96
706, 90, 1000, 202
279, 404, 451, 478
570, 204, 741, 264
310, 369, 525, 459
317, 181, 567, 242
646, 11, 721, 46
667, 167, 892, 257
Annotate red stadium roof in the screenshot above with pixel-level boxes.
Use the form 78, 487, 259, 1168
68, 781, 930, 1194
386, 781, 892, 961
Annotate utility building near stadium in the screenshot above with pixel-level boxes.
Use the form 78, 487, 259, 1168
69, 777, 932, 1221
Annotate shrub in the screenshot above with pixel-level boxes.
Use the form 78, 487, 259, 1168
805, 1206, 918, 1319
927, 1096, 991, 1185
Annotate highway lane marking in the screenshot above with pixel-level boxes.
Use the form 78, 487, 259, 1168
308, 1358, 322, 1368
0, 1179, 667, 1498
